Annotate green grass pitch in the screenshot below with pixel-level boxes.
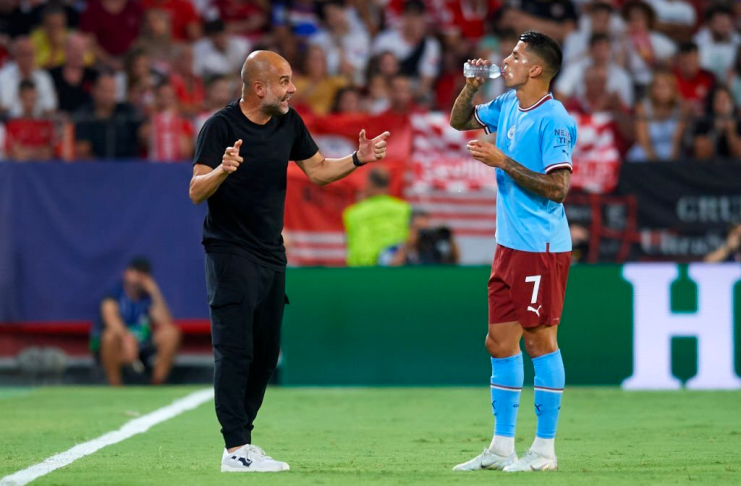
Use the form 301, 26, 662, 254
1, 386, 740, 485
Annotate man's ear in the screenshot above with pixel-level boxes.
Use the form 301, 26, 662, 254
529, 64, 544, 79
254, 80, 266, 98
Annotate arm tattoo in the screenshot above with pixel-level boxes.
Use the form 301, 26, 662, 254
501, 157, 571, 203
450, 85, 484, 131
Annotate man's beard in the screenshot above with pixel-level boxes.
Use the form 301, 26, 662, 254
263, 97, 290, 116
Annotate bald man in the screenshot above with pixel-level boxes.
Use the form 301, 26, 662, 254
189, 51, 390, 473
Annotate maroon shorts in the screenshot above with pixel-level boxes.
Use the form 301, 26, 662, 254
488, 245, 571, 328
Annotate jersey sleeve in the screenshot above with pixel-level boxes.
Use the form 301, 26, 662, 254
474, 93, 505, 134
541, 113, 577, 174
290, 110, 319, 161
193, 115, 230, 168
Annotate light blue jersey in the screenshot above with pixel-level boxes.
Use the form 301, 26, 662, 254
475, 90, 577, 253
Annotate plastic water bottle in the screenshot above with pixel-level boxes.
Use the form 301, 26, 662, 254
463, 62, 501, 79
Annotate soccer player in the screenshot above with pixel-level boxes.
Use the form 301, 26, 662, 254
189, 50, 390, 473
449, 31, 577, 472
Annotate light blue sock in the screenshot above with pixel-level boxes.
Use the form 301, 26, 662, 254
490, 353, 524, 437
533, 349, 565, 439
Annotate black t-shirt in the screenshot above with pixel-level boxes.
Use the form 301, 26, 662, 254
193, 101, 319, 270
693, 116, 741, 158
49, 66, 98, 114
74, 102, 143, 158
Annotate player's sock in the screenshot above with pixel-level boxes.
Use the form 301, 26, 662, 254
488, 352, 524, 456
532, 349, 565, 458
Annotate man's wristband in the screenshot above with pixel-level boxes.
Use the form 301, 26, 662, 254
352, 151, 365, 167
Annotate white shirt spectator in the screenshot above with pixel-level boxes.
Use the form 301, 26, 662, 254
556, 59, 634, 107
310, 11, 371, 86
372, 29, 441, 79
645, 0, 696, 26
0, 63, 57, 117
193, 36, 251, 79
694, 28, 741, 80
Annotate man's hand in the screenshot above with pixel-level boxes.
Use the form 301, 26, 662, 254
465, 58, 490, 91
467, 139, 507, 168
139, 274, 160, 295
221, 139, 243, 174
357, 129, 390, 163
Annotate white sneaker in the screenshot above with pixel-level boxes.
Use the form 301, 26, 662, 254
221, 444, 290, 472
452, 448, 518, 471
503, 450, 558, 472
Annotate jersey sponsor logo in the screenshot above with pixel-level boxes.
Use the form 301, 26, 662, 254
553, 128, 571, 145
527, 305, 542, 317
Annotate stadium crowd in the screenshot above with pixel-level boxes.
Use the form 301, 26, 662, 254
0, 0, 739, 164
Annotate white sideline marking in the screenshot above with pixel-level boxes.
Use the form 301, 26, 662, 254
0, 388, 214, 486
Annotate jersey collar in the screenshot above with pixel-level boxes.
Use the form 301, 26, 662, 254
518, 93, 553, 112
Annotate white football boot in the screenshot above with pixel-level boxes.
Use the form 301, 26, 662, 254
503, 449, 558, 472
452, 448, 518, 471
221, 444, 290, 472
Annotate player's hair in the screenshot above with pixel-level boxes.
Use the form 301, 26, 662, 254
128, 256, 152, 274
519, 31, 563, 79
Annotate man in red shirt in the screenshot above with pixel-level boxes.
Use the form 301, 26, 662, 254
5, 79, 55, 161
675, 41, 715, 115
140, 0, 202, 41
80, 0, 143, 70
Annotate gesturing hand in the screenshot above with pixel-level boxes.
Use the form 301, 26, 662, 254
467, 139, 507, 168
221, 139, 243, 174
357, 129, 391, 164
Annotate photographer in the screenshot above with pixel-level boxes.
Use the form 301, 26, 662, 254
383, 211, 459, 266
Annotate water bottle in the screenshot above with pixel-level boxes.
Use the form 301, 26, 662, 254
463, 62, 501, 79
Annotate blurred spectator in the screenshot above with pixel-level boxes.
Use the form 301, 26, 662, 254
372, 0, 441, 99
366, 50, 401, 83
330, 86, 363, 114
628, 69, 687, 161
194, 75, 234, 135
380, 210, 459, 266
477, 28, 517, 102
704, 223, 741, 262
645, 0, 696, 42
382, 74, 420, 116
727, 46, 741, 111
4, 79, 55, 161
79, 0, 143, 72
29, 4, 70, 69
193, 19, 250, 80
674, 41, 715, 116
134, 8, 177, 76
208, 0, 269, 38
48, 32, 98, 114
140, 0, 202, 41
271, 0, 322, 40
562, 2, 620, 66
362, 73, 390, 114
115, 47, 162, 110
292, 45, 347, 116
310, 0, 371, 86
0, 0, 33, 40
556, 33, 634, 109
499, 0, 577, 43
74, 73, 145, 159
93, 257, 181, 386
439, 0, 500, 44
0, 37, 57, 117
691, 85, 741, 160
434, 46, 467, 112
168, 44, 205, 117
619, 1, 677, 91
147, 81, 194, 162
343, 166, 412, 267
694, 4, 740, 81
564, 64, 624, 115
27, 0, 81, 30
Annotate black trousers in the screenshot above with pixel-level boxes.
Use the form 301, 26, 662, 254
205, 251, 286, 448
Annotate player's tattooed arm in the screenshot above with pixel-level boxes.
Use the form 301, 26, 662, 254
466, 139, 571, 203
450, 85, 484, 131
501, 157, 571, 204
